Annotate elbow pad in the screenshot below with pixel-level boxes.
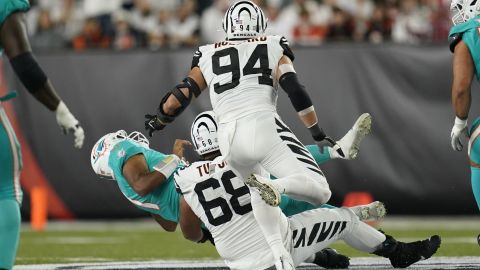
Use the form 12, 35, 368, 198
158, 77, 201, 119
10, 52, 48, 94
279, 72, 313, 112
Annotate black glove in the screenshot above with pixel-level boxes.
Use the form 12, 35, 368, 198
144, 114, 166, 137
309, 125, 345, 158
198, 228, 215, 245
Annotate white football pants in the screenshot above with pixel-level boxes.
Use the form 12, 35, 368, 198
218, 111, 331, 206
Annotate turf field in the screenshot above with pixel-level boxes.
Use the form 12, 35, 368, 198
15, 216, 480, 268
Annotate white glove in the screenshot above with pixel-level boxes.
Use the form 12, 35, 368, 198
450, 116, 468, 151
55, 101, 85, 149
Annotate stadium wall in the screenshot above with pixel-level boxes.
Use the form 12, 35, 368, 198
3, 45, 478, 218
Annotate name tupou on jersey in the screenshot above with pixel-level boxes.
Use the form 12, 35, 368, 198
174, 159, 280, 270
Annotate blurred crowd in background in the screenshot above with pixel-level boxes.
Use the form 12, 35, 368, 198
26, 0, 451, 51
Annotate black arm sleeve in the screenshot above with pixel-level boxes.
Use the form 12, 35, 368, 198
10, 52, 48, 94
449, 33, 463, 53
279, 72, 313, 112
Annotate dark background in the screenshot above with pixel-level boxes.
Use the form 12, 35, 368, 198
4, 44, 479, 218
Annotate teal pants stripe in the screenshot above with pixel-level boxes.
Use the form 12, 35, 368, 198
470, 167, 480, 211
0, 108, 22, 203
0, 199, 20, 270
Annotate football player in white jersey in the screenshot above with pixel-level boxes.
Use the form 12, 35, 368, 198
145, 1, 349, 266
175, 111, 441, 270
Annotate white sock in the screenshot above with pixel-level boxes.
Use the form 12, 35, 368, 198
250, 189, 287, 260
272, 173, 331, 206
343, 221, 386, 253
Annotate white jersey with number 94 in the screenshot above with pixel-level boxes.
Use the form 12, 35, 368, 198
191, 35, 295, 124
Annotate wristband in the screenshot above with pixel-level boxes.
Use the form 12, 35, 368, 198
153, 155, 180, 177
309, 124, 326, 142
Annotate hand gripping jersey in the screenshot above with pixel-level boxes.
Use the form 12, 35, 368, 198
449, 16, 480, 80
175, 159, 289, 270
108, 140, 182, 223
191, 35, 295, 124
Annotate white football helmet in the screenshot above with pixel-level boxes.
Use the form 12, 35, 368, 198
223, 1, 268, 40
451, 0, 480, 25
91, 130, 150, 180
191, 111, 220, 156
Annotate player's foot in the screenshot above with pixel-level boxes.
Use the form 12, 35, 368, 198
477, 234, 480, 246
246, 174, 281, 207
374, 234, 441, 268
350, 201, 387, 221
313, 248, 350, 269
334, 113, 372, 160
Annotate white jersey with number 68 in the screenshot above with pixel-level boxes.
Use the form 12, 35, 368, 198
174, 159, 287, 270
191, 35, 295, 124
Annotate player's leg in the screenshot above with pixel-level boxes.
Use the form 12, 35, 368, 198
468, 117, 480, 210
0, 199, 21, 270
279, 195, 386, 221
250, 189, 294, 270
287, 207, 359, 266
305, 113, 372, 164
0, 109, 22, 270
249, 114, 331, 206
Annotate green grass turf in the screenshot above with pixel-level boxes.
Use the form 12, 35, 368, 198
16, 227, 479, 265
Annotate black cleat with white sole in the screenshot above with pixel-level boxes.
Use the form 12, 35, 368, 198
373, 233, 441, 268
313, 248, 350, 269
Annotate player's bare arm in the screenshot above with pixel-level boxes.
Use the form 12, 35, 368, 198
276, 55, 344, 157
151, 213, 177, 232
179, 196, 204, 242
122, 154, 168, 196
145, 67, 207, 136
450, 40, 474, 151
452, 40, 473, 119
0, 12, 84, 148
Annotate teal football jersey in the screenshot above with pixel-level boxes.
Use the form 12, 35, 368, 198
108, 140, 181, 222
450, 17, 480, 80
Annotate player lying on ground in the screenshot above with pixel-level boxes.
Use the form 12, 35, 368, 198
90, 114, 383, 267
144, 2, 357, 266
0, 1, 84, 269
176, 154, 441, 270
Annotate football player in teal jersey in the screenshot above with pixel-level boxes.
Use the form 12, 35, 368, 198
449, 0, 480, 244
0, 1, 84, 268
91, 112, 383, 268
91, 112, 383, 227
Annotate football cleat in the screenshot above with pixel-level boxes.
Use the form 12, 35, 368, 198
350, 201, 387, 221
246, 174, 281, 207
477, 234, 479, 246
374, 233, 441, 268
313, 248, 350, 269
336, 113, 372, 160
